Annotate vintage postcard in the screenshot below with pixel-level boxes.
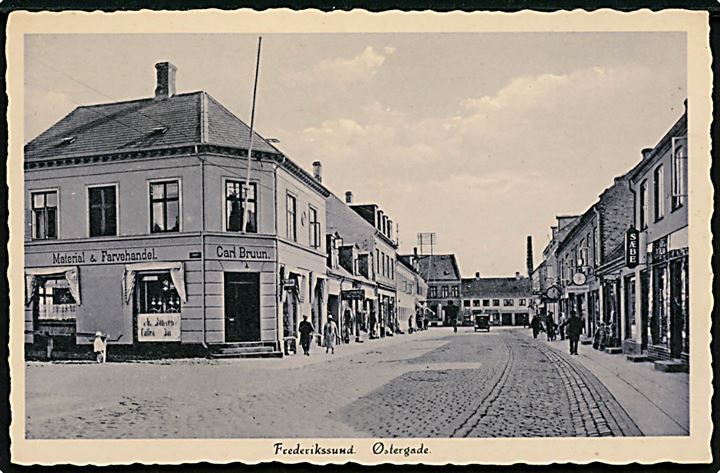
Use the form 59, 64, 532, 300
6, 8, 713, 466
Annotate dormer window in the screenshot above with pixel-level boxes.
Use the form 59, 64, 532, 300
151, 126, 168, 135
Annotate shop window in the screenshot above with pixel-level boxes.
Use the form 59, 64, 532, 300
519, 298, 526, 306
150, 181, 180, 233
308, 205, 320, 248
32, 190, 57, 240
137, 272, 181, 313
441, 286, 449, 298
639, 179, 649, 229
451, 286, 459, 297
492, 299, 500, 306
286, 193, 297, 241
226, 180, 257, 233
654, 165, 665, 221
482, 299, 490, 307
89, 185, 117, 237
37, 277, 76, 321
504, 299, 514, 306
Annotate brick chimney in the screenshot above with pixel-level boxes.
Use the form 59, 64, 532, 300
475, 272, 480, 279
312, 161, 322, 182
641, 148, 653, 161
515, 271, 521, 280
345, 191, 353, 204
155, 62, 177, 99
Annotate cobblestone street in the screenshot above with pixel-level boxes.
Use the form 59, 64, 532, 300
26, 327, 644, 439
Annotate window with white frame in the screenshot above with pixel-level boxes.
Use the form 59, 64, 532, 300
286, 193, 297, 241
89, 185, 117, 237
672, 137, 687, 210
32, 190, 58, 240
639, 179, 649, 229
308, 205, 320, 248
654, 165, 665, 221
226, 181, 257, 233
150, 181, 180, 233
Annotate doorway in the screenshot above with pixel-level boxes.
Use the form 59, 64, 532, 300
224, 272, 261, 342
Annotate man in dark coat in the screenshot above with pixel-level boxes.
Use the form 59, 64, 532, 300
298, 315, 314, 356
561, 311, 584, 355
530, 314, 542, 339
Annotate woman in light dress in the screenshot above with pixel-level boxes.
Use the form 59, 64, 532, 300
323, 315, 339, 354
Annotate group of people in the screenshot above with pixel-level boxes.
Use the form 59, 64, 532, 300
298, 314, 340, 356
530, 311, 584, 355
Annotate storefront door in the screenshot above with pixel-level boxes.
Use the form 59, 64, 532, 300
224, 272, 260, 342
669, 259, 684, 358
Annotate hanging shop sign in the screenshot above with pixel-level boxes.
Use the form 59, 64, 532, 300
572, 272, 587, 286
650, 236, 668, 264
282, 278, 297, 291
625, 228, 640, 268
137, 313, 181, 342
545, 285, 562, 302
341, 289, 365, 300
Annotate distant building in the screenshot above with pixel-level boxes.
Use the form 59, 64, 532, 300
556, 173, 634, 342
407, 253, 462, 326
395, 256, 428, 332
461, 273, 533, 326
532, 216, 580, 321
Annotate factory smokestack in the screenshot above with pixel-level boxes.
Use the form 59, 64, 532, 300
526, 235, 534, 278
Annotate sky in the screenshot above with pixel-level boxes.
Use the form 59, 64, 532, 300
24, 32, 686, 277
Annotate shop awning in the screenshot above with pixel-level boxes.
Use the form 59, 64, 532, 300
123, 262, 187, 304
25, 266, 81, 306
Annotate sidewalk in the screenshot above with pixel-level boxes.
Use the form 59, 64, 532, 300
215, 328, 449, 370
529, 330, 689, 436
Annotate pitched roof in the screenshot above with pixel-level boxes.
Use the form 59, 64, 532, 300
461, 277, 532, 298
24, 91, 279, 160
415, 254, 461, 282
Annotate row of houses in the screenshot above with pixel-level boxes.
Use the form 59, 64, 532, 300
23, 62, 430, 359
403, 252, 535, 329
532, 101, 689, 370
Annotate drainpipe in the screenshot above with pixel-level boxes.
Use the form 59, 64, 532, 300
197, 145, 209, 353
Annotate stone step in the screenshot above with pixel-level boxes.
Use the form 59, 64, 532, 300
626, 354, 650, 363
654, 360, 687, 372
604, 347, 623, 355
211, 350, 283, 359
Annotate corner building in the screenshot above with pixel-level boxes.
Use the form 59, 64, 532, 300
24, 62, 329, 358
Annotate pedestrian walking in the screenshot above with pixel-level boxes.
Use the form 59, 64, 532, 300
530, 314, 542, 339
298, 315, 314, 356
93, 331, 107, 363
452, 316, 458, 333
560, 311, 583, 355
546, 312, 556, 341
323, 315, 339, 354
343, 308, 354, 343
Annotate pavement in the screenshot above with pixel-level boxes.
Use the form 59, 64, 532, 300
529, 330, 689, 436
24, 327, 684, 439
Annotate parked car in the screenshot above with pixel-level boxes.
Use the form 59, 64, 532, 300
474, 314, 490, 332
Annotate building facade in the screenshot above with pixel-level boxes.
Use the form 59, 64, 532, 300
461, 273, 533, 326
623, 105, 688, 364
325, 191, 398, 338
24, 62, 330, 358
395, 256, 427, 332
555, 174, 633, 342
411, 254, 462, 326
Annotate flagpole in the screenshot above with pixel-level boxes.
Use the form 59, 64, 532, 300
243, 36, 262, 233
